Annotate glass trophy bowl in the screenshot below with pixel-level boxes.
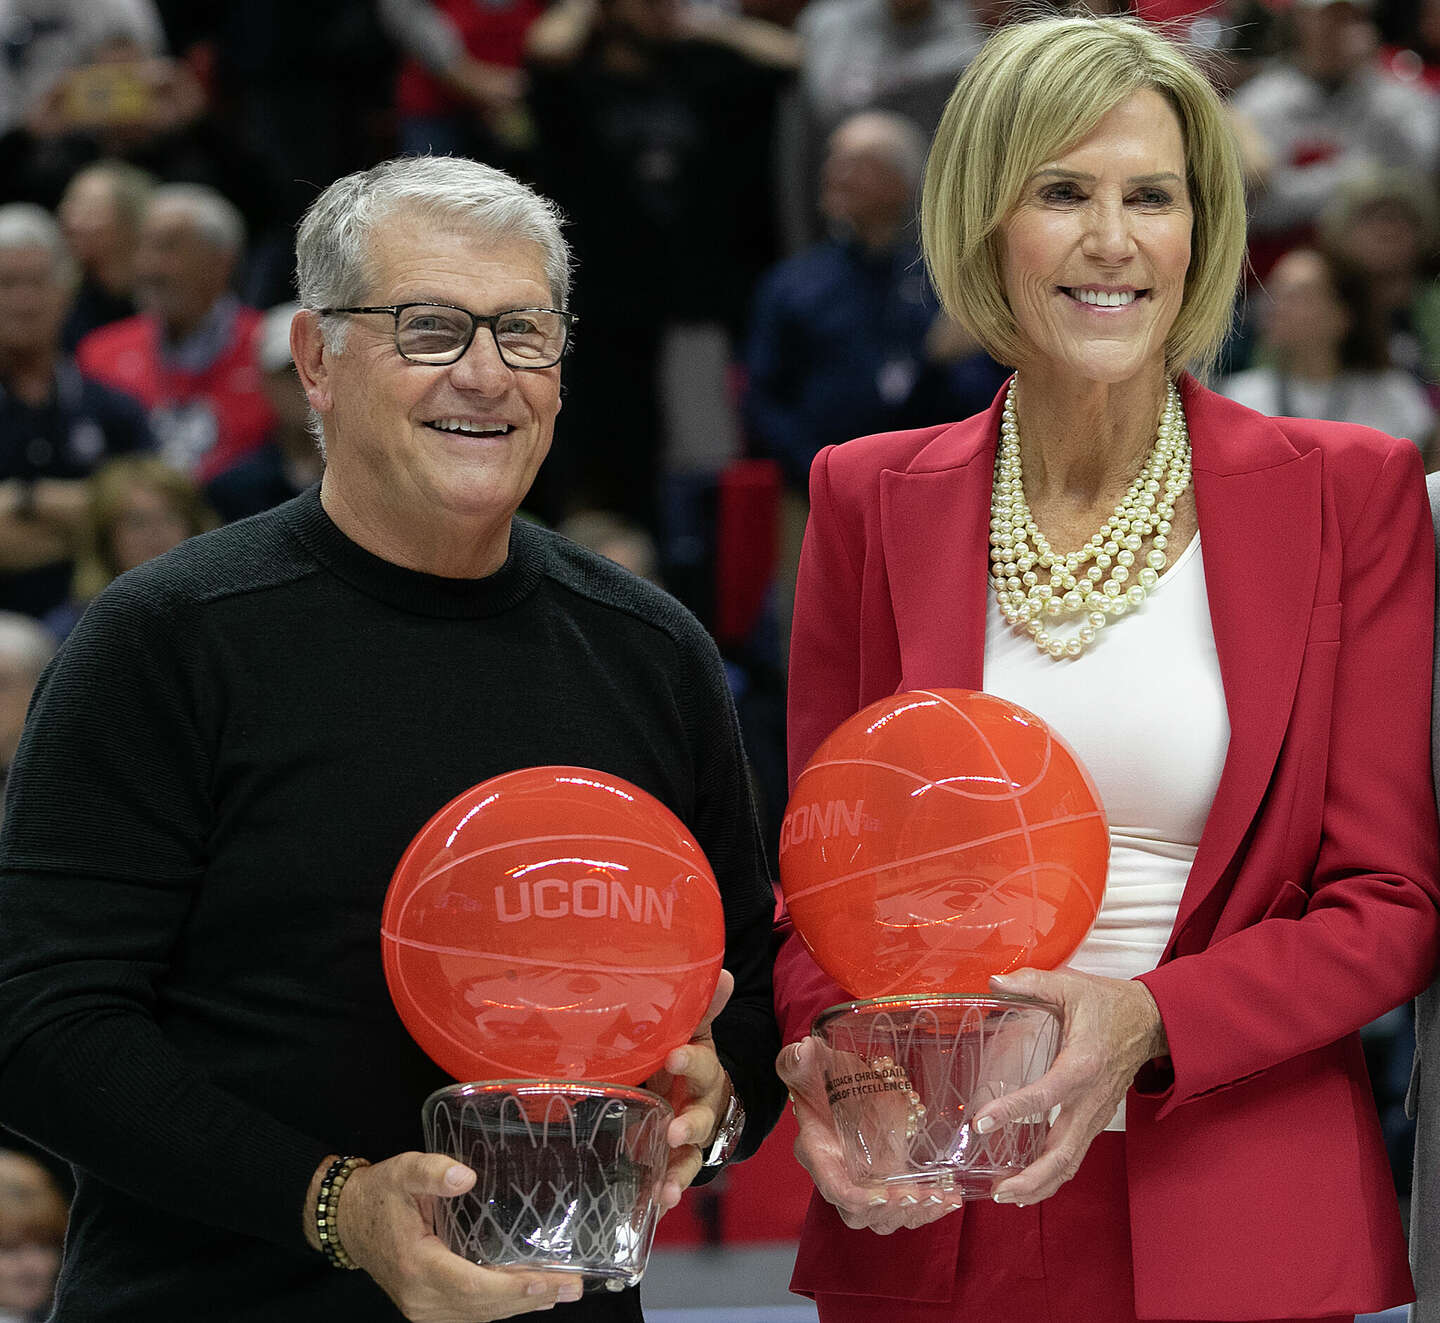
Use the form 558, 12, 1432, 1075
423, 1080, 672, 1290
813, 994, 1061, 1197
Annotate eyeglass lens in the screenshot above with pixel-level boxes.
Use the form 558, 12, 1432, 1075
396, 305, 566, 366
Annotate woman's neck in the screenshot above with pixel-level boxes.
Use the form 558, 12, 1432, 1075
1011, 366, 1172, 510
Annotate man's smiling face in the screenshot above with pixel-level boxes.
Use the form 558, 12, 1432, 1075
312, 212, 562, 569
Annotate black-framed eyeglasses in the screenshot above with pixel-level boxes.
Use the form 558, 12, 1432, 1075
318, 302, 575, 369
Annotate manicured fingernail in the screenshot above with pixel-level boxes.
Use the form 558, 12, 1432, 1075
993, 1191, 1015, 1204
924, 1195, 943, 1205
868, 1195, 888, 1207
444, 1164, 468, 1187
898, 1195, 918, 1206
974, 1116, 997, 1134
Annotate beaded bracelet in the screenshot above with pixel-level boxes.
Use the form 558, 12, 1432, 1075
870, 1055, 927, 1141
315, 1155, 369, 1270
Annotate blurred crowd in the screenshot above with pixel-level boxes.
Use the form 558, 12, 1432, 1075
0, 0, 1437, 1311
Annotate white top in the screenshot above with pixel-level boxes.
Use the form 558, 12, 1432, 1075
982, 534, 1230, 1129
1218, 366, 1435, 450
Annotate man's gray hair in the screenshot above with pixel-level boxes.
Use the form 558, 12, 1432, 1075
147, 183, 246, 255
295, 156, 572, 354
0, 203, 76, 287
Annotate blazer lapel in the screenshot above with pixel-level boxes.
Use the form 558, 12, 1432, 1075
1166, 379, 1322, 952
878, 395, 1004, 693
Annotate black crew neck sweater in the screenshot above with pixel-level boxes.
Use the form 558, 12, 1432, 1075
0, 487, 780, 1321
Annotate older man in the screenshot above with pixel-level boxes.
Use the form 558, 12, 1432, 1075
75, 182, 274, 482
744, 109, 1004, 650
0, 203, 151, 620
0, 157, 781, 1322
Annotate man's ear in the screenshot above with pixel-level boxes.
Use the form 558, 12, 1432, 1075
291, 309, 333, 417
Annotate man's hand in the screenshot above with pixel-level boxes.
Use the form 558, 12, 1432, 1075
307, 1152, 581, 1322
973, 968, 1167, 1206
645, 969, 735, 1210
777, 1037, 964, 1235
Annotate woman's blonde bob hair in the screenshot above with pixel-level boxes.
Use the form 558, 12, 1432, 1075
921, 13, 1247, 374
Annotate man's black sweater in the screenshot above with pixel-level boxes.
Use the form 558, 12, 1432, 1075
0, 487, 781, 1321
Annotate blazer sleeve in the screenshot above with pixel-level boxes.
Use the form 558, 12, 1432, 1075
776, 444, 872, 1044
1137, 436, 1440, 1113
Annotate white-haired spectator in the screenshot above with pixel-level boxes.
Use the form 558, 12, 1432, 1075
0, 201, 152, 623
781, 0, 983, 248
57, 159, 156, 349
74, 182, 274, 482
745, 109, 1005, 651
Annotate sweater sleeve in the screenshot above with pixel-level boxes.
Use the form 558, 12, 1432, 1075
0, 582, 329, 1251
675, 617, 786, 1163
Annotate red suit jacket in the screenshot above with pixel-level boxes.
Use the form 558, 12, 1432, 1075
76, 307, 275, 483
778, 375, 1440, 1319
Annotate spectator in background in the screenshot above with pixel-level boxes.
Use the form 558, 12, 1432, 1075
0, 614, 54, 810
782, 0, 982, 247
745, 109, 1005, 648
0, 0, 166, 138
525, 0, 797, 534
0, 203, 150, 621
45, 452, 213, 638
557, 508, 662, 583
1318, 167, 1440, 390
1220, 245, 1436, 453
1230, 0, 1440, 278
380, 0, 538, 167
204, 302, 323, 523
1380, 0, 1440, 88
75, 183, 274, 483
156, 1, 394, 310
56, 159, 153, 349
0, 1150, 65, 1323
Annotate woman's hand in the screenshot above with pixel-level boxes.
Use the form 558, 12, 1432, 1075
320, 1153, 582, 1322
645, 969, 736, 1211
778, 1037, 964, 1235
972, 968, 1167, 1206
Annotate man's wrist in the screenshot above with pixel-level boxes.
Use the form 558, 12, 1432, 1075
303, 1155, 335, 1252
701, 1082, 745, 1167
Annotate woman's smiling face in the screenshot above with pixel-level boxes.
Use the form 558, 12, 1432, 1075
1000, 88, 1194, 388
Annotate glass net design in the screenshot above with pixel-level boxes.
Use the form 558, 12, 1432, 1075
425, 1085, 671, 1288
819, 997, 1060, 1196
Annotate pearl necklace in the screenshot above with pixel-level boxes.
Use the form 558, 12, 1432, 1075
989, 376, 1192, 660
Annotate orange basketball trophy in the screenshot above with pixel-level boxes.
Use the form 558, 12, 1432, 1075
779, 690, 1106, 1196
382, 767, 725, 1290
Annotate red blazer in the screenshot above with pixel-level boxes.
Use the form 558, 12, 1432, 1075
777, 375, 1440, 1319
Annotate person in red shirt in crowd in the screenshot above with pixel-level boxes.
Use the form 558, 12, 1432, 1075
74, 183, 274, 483
380, 0, 541, 163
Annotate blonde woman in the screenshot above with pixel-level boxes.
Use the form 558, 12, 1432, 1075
47, 456, 215, 637
775, 14, 1440, 1322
